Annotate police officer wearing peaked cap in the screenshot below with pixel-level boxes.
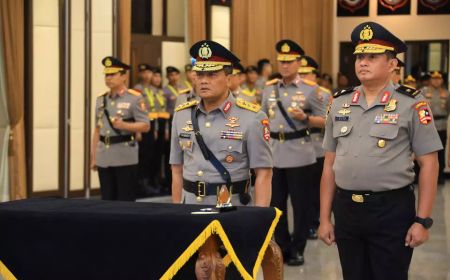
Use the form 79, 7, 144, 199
261, 39, 327, 266
318, 22, 442, 280
91, 56, 150, 201
170, 40, 273, 207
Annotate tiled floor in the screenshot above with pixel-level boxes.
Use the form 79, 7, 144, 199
139, 183, 450, 279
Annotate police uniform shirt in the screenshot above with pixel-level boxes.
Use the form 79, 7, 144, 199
95, 89, 149, 167
261, 76, 326, 168
311, 87, 332, 158
240, 84, 259, 104
323, 83, 443, 191
174, 88, 199, 108
164, 84, 190, 116
169, 93, 273, 183
421, 86, 450, 131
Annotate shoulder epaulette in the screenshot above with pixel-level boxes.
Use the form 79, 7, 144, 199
175, 100, 199, 112
265, 78, 279, 87
396, 85, 420, 98
97, 91, 108, 97
236, 98, 261, 112
302, 79, 317, 87
178, 88, 191, 95
319, 86, 331, 94
333, 87, 355, 98
128, 89, 142, 96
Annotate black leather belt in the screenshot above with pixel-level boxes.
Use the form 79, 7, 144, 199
336, 184, 413, 203
270, 128, 310, 141
309, 127, 322, 134
183, 179, 249, 197
100, 135, 134, 144
433, 116, 447, 120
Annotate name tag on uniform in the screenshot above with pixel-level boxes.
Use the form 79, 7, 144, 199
117, 102, 131, 109
335, 116, 349, 121
374, 113, 399, 124
179, 133, 191, 139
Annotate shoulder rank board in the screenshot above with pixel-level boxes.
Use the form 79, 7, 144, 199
128, 89, 142, 96
265, 78, 279, 87
175, 100, 199, 112
236, 98, 261, 112
333, 87, 356, 98
395, 85, 420, 98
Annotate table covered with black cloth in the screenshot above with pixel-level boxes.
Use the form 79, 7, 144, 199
0, 198, 281, 280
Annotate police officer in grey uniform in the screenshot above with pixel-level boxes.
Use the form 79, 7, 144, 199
297, 55, 332, 239
170, 40, 273, 207
421, 71, 450, 184
319, 22, 442, 280
91, 57, 150, 201
261, 40, 326, 266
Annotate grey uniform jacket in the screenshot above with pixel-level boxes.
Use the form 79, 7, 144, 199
311, 86, 332, 159
261, 76, 326, 168
323, 83, 443, 191
421, 86, 450, 131
170, 93, 273, 183
163, 84, 190, 116
95, 89, 149, 167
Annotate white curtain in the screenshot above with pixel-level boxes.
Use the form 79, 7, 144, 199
0, 16, 11, 202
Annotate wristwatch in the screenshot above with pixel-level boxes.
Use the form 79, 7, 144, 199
415, 216, 433, 229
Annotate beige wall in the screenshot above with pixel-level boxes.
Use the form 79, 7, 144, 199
32, 0, 60, 192
211, 5, 230, 49
70, 0, 85, 191
90, 0, 114, 190
167, 0, 185, 37
332, 0, 450, 84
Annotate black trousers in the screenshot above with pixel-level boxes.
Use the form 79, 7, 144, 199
163, 117, 173, 190
309, 157, 324, 229
437, 130, 447, 181
137, 121, 155, 184
98, 164, 138, 201
333, 186, 415, 280
271, 165, 313, 255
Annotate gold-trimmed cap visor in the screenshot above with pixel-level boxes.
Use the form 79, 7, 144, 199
298, 66, 316, 74
430, 71, 442, 79
192, 61, 232, 72
277, 53, 300, 61
103, 67, 124, 74
353, 43, 395, 54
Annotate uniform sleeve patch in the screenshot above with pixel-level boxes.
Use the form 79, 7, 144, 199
261, 119, 270, 141
414, 101, 432, 125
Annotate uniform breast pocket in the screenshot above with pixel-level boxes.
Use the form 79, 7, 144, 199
332, 124, 353, 156
219, 140, 244, 163
368, 125, 400, 157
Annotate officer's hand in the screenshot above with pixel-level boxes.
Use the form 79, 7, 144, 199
318, 221, 336, 246
90, 156, 97, 171
405, 223, 429, 248
289, 108, 308, 121
135, 132, 142, 142
112, 117, 126, 130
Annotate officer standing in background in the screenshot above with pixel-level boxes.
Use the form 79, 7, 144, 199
170, 40, 273, 207
392, 58, 404, 86
229, 62, 245, 98
164, 66, 191, 117
319, 22, 442, 280
184, 63, 196, 90
91, 57, 150, 201
151, 67, 163, 89
297, 55, 332, 240
255, 58, 273, 91
261, 40, 326, 266
404, 74, 417, 88
241, 66, 260, 104
175, 66, 198, 108
422, 71, 450, 184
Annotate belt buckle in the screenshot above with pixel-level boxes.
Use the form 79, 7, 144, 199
279, 131, 285, 143
196, 182, 206, 202
352, 194, 364, 203
105, 135, 111, 148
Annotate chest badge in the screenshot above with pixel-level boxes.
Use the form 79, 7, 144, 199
338, 108, 351, 115
377, 139, 386, 148
384, 99, 397, 112
182, 120, 194, 132
342, 103, 350, 108
225, 117, 240, 128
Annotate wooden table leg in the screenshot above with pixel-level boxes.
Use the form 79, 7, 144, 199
261, 240, 284, 280
195, 235, 226, 280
